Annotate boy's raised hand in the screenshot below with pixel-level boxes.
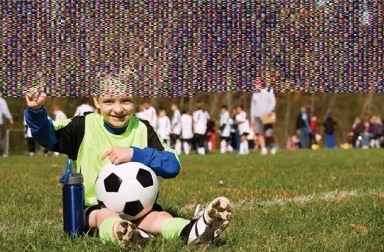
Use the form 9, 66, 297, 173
102, 147, 134, 165
25, 85, 47, 110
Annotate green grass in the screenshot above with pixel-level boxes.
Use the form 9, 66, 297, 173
1, 149, 384, 251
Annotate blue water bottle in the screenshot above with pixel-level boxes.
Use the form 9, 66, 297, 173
60, 159, 86, 239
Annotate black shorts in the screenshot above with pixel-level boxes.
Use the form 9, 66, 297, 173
194, 134, 206, 147
181, 138, 192, 143
85, 203, 164, 231
220, 136, 231, 141
170, 133, 180, 140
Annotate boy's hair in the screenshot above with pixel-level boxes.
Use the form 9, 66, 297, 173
196, 100, 204, 109
142, 99, 151, 105
94, 65, 136, 97
53, 103, 62, 110
221, 105, 228, 110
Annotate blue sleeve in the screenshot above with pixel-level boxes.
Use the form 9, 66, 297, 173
24, 106, 58, 149
130, 146, 180, 179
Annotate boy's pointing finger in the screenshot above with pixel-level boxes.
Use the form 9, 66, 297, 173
102, 149, 112, 160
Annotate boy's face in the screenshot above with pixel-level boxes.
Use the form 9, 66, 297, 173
159, 110, 166, 117
93, 95, 135, 128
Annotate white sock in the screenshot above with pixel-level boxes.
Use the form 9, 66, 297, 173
220, 140, 227, 154
244, 141, 249, 154
183, 142, 190, 155
198, 147, 205, 155
227, 144, 233, 152
175, 142, 182, 155
239, 142, 244, 154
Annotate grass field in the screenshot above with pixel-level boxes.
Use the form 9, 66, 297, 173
1, 149, 384, 251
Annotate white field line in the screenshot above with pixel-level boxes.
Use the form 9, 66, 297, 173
234, 189, 384, 208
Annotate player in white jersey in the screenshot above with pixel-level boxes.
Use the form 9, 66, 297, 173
157, 108, 171, 145
219, 105, 233, 154
193, 101, 209, 155
53, 104, 68, 156
170, 103, 182, 154
135, 104, 145, 120
53, 104, 68, 122
235, 105, 250, 155
24, 116, 35, 156
180, 110, 193, 155
74, 98, 94, 116
141, 100, 157, 128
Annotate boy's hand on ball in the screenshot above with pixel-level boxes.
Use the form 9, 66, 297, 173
102, 147, 134, 165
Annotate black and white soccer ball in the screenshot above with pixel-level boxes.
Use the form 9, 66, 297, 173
94, 162, 159, 220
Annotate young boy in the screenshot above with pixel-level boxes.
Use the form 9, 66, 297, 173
170, 102, 182, 155
156, 108, 171, 146
180, 110, 193, 155
219, 105, 233, 154
192, 101, 210, 155
25, 70, 231, 248
235, 105, 250, 155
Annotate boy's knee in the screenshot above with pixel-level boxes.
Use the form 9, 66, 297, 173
157, 211, 172, 220
94, 208, 120, 227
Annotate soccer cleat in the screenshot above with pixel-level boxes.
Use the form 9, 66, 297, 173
112, 220, 151, 248
188, 197, 232, 248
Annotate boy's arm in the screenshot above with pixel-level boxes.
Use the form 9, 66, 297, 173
25, 106, 85, 159
131, 120, 180, 179
25, 106, 57, 149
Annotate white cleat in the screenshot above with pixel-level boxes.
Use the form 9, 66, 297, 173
188, 197, 232, 248
113, 220, 150, 248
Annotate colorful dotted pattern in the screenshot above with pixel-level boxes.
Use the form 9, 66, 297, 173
1, 1, 383, 96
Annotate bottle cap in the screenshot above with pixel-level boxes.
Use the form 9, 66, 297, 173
67, 173, 84, 185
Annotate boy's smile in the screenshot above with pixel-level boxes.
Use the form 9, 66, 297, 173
93, 96, 135, 128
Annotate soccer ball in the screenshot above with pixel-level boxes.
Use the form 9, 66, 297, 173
94, 162, 159, 220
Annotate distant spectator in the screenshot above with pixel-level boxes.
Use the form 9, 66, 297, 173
323, 113, 336, 149
362, 120, 371, 149
286, 133, 300, 151
180, 110, 193, 155
369, 116, 383, 148
157, 108, 171, 146
0, 97, 14, 157
310, 116, 319, 145
296, 107, 311, 149
74, 98, 94, 116
349, 116, 364, 147
264, 124, 279, 154
250, 78, 276, 155
170, 102, 182, 154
